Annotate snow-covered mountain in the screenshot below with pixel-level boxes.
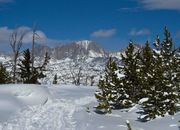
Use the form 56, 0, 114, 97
34, 40, 108, 60
0, 40, 142, 85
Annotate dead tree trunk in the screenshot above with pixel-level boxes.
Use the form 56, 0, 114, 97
10, 28, 26, 83
31, 24, 40, 74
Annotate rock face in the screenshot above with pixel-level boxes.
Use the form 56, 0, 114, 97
34, 40, 107, 60
0, 40, 143, 85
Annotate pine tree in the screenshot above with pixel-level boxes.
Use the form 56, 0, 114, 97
160, 27, 179, 115
18, 49, 49, 84
116, 67, 133, 108
121, 42, 141, 103
18, 49, 32, 83
139, 40, 165, 120
53, 74, 58, 84
95, 57, 120, 113
139, 41, 155, 116
40, 52, 50, 71
0, 63, 11, 84
140, 27, 180, 120
176, 48, 180, 102
139, 41, 154, 96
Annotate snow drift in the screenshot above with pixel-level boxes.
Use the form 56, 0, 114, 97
0, 84, 51, 122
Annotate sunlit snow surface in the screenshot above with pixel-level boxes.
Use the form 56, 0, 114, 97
0, 84, 179, 130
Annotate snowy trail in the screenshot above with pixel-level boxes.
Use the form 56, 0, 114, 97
0, 86, 96, 130
1, 85, 179, 130
0, 100, 74, 130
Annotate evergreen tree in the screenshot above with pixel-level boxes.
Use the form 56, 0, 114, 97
18, 49, 32, 83
116, 66, 133, 108
95, 57, 132, 113
160, 27, 179, 115
95, 57, 120, 113
121, 42, 141, 103
18, 49, 49, 84
139, 39, 165, 120
40, 52, 50, 71
0, 63, 11, 84
176, 48, 180, 101
139, 41, 154, 96
53, 74, 58, 84
140, 27, 180, 120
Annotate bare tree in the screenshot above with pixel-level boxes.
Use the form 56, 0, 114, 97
10, 28, 27, 83
31, 23, 40, 72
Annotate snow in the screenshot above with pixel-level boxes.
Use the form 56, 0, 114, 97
89, 50, 104, 58
0, 54, 105, 85
169, 124, 178, 127
0, 84, 51, 122
153, 49, 161, 54
76, 40, 91, 50
0, 84, 180, 130
139, 98, 149, 104
128, 104, 139, 112
126, 120, 130, 124
115, 70, 124, 79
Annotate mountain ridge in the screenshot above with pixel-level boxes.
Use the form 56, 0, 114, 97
0, 40, 143, 60
34, 40, 141, 60
34, 40, 108, 59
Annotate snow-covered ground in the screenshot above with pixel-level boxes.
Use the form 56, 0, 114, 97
0, 84, 51, 122
0, 84, 179, 130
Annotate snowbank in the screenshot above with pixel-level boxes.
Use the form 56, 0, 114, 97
0, 84, 51, 122
0, 84, 179, 130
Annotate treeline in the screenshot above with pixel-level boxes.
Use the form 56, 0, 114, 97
95, 27, 180, 121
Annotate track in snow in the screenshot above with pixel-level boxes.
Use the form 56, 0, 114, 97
0, 86, 96, 130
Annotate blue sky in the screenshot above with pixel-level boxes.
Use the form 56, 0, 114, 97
0, 0, 180, 51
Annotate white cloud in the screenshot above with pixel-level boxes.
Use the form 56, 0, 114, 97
129, 28, 150, 36
23, 30, 47, 44
0, 27, 13, 43
91, 29, 116, 38
0, 26, 62, 46
138, 0, 180, 10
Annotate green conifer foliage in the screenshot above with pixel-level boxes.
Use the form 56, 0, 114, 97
95, 56, 133, 113
140, 27, 180, 120
160, 27, 179, 115
139, 42, 154, 95
18, 49, 48, 84
53, 74, 58, 84
0, 64, 11, 84
121, 42, 141, 103
140, 39, 165, 120
95, 57, 121, 113
139, 42, 159, 119
18, 49, 32, 83
94, 27, 179, 119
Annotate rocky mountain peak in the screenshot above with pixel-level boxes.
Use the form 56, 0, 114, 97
34, 40, 107, 60
75, 40, 92, 50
